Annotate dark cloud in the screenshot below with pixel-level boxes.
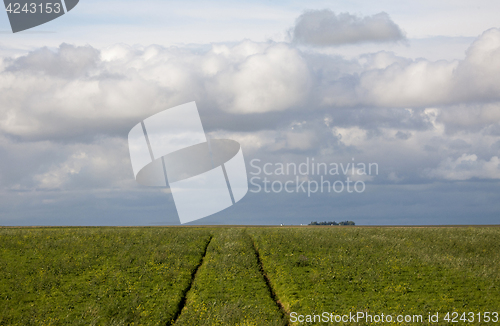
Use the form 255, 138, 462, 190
290, 10, 406, 46
395, 131, 411, 140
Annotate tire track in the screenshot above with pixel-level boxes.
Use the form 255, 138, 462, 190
167, 235, 212, 326
246, 231, 290, 326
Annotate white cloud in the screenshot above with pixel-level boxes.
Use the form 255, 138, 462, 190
0, 41, 316, 144
453, 28, 500, 102
3, 27, 500, 143
427, 154, 500, 180
359, 59, 458, 107
290, 10, 406, 46
34, 151, 88, 189
356, 28, 500, 108
3, 136, 132, 192
5, 43, 100, 78
2, 26, 500, 198
334, 126, 367, 147
210, 42, 311, 113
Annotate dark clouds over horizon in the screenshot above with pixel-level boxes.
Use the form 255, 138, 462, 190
1, 12, 500, 225
290, 10, 406, 46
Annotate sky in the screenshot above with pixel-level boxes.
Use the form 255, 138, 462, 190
1, 0, 500, 226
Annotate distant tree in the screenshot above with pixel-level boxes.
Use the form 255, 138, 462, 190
308, 221, 355, 226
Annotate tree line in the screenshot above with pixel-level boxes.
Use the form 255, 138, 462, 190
308, 221, 355, 226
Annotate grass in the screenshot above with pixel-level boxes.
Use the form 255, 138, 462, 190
247, 227, 500, 325
1, 226, 499, 325
173, 228, 285, 326
0, 227, 212, 325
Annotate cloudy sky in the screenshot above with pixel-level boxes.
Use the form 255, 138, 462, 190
1, 0, 500, 225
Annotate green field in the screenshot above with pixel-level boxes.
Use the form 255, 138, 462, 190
1, 227, 499, 325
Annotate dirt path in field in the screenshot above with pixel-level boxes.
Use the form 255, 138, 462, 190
247, 232, 290, 326
167, 235, 213, 326
169, 230, 289, 325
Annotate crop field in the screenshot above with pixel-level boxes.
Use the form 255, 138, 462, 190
0, 228, 213, 325
248, 227, 500, 325
1, 226, 499, 325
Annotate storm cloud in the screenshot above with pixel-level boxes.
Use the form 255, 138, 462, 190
290, 10, 406, 46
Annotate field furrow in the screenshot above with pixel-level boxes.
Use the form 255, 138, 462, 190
248, 227, 500, 325
2, 226, 499, 325
248, 232, 290, 325
168, 235, 213, 325
173, 228, 286, 326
